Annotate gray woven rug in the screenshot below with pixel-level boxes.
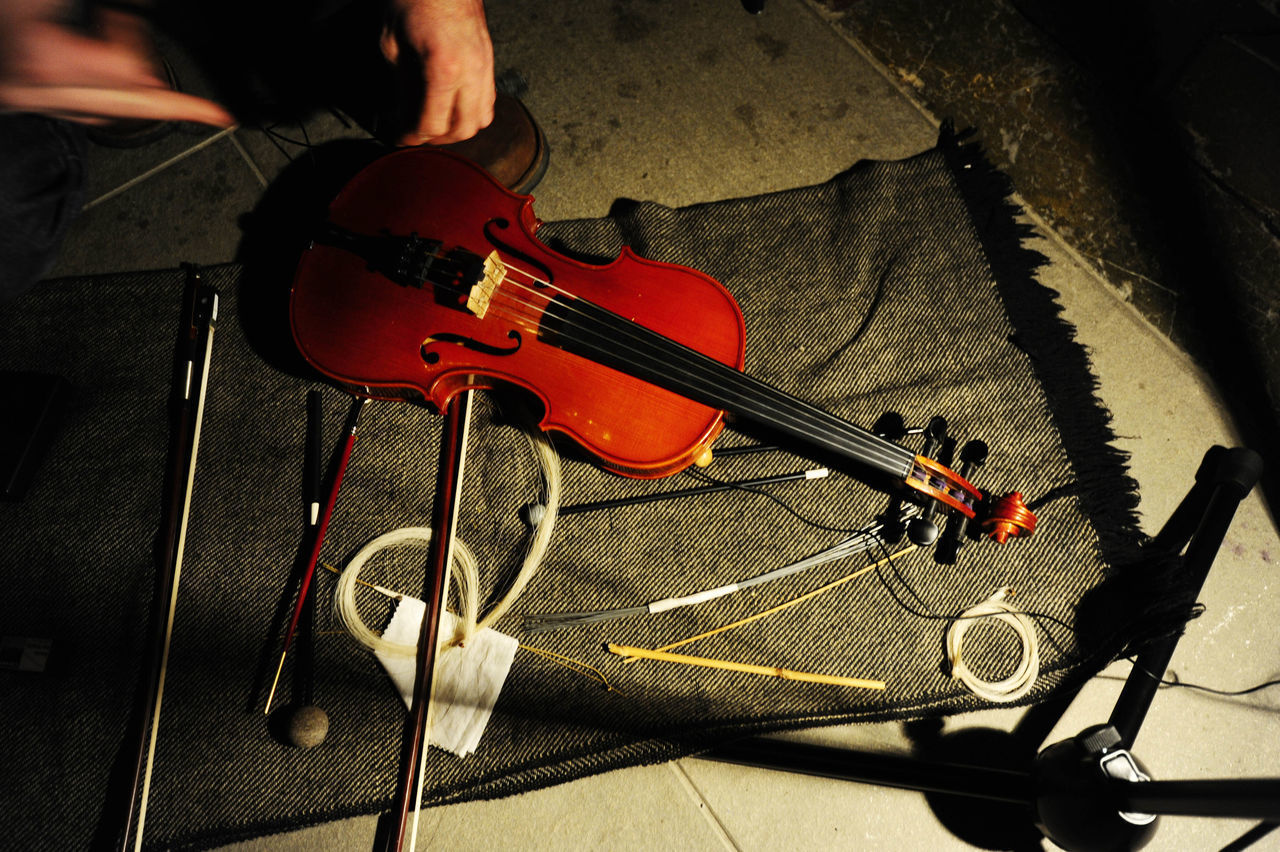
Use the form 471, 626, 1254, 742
0, 129, 1147, 849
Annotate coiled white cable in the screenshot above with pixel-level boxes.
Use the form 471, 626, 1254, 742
333, 424, 561, 655
476, 428, 562, 633
945, 587, 1039, 703
334, 528, 481, 656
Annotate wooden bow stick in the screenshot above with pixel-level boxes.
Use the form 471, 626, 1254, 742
265, 394, 368, 715
105, 267, 218, 851
380, 390, 474, 852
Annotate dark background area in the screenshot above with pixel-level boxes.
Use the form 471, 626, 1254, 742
821, 0, 1280, 508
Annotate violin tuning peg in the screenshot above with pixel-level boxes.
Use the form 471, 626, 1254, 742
873, 411, 907, 440
907, 516, 940, 546
960, 439, 989, 467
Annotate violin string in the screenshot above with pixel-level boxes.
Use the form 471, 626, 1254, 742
431, 253, 806, 437
447, 288, 736, 451
353, 238, 936, 484
489, 261, 915, 476
393, 248, 903, 473
471, 261, 921, 479
438, 283, 737, 453
479, 292, 727, 436
522, 507, 916, 632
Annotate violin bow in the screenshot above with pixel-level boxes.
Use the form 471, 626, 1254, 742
380, 390, 474, 852
106, 266, 218, 851
265, 394, 369, 715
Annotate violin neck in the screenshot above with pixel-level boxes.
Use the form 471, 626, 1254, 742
540, 295, 916, 480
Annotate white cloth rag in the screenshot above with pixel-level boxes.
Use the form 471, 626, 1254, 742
376, 596, 518, 757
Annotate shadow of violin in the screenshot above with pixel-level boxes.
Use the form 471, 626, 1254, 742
235, 138, 385, 379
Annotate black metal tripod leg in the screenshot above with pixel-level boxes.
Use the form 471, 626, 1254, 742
1107, 446, 1263, 748
703, 737, 1032, 804
1113, 778, 1280, 820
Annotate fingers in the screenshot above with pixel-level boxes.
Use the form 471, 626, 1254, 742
379, 25, 400, 66
0, 83, 234, 126
392, 65, 495, 146
450, 75, 495, 140
382, 0, 495, 146
397, 72, 494, 146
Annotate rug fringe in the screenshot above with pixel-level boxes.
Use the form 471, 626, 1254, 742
936, 122, 1202, 664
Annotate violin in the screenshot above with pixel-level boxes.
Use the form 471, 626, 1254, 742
289, 148, 1035, 544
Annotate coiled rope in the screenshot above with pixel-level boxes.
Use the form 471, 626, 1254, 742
945, 587, 1039, 703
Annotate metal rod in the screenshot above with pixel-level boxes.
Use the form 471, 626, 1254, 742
1111, 778, 1280, 820
701, 737, 1031, 805
1108, 448, 1262, 747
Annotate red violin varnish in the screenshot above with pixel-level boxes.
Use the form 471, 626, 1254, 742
289, 148, 1035, 541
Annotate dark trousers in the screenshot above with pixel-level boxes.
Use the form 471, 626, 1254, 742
0, 115, 87, 302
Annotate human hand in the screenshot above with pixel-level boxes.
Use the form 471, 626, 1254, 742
0, 1, 233, 127
380, 0, 495, 146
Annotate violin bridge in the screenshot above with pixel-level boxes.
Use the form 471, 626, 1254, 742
466, 251, 505, 319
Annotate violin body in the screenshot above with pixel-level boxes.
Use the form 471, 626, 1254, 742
291, 148, 745, 478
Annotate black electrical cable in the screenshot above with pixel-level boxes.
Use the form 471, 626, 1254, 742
681, 466, 884, 535
685, 460, 1080, 657
1125, 659, 1280, 697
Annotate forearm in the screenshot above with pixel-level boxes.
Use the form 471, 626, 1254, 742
0, 0, 230, 126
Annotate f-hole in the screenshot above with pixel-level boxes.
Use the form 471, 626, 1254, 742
484, 218, 553, 288
421, 329, 523, 364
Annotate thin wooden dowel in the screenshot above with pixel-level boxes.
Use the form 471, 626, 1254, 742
606, 644, 885, 691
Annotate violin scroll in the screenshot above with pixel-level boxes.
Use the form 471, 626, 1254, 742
981, 492, 1037, 543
